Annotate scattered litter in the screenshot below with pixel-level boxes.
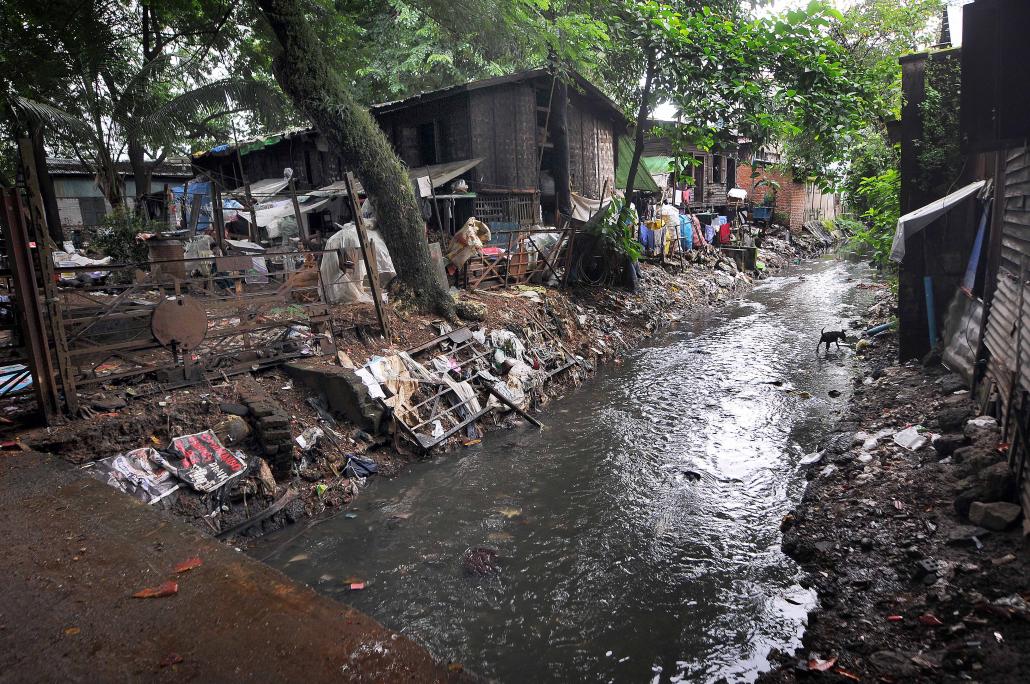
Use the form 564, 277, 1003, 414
159, 653, 184, 668
154, 431, 247, 493
296, 427, 324, 450
87, 447, 180, 505
968, 416, 998, 428
174, 557, 202, 574
893, 425, 931, 451
133, 580, 178, 599
807, 656, 837, 672
800, 451, 823, 466
343, 455, 378, 478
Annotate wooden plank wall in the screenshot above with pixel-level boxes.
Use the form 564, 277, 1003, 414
375, 97, 472, 169
568, 92, 615, 199
469, 85, 537, 190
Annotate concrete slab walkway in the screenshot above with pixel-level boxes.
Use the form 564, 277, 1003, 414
0, 451, 469, 683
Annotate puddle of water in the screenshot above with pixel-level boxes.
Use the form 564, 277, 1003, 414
259, 259, 876, 683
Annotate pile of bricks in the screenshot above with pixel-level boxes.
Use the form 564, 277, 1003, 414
236, 384, 294, 477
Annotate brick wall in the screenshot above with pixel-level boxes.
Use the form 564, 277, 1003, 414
738, 163, 805, 231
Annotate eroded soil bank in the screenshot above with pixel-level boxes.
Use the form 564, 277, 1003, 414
762, 290, 1030, 683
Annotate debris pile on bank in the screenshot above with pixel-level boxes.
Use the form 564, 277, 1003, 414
762, 288, 1029, 683
17, 219, 831, 541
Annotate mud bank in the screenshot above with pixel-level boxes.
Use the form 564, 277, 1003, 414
761, 289, 1030, 682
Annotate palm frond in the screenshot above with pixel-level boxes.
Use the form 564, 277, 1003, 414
11, 97, 96, 140
133, 79, 292, 142
111, 53, 176, 121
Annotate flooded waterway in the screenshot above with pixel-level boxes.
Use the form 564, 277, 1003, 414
262, 257, 875, 682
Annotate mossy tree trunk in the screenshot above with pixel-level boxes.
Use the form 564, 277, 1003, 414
256, 0, 453, 316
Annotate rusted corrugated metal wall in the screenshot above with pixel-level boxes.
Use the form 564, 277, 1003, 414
983, 144, 1030, 519
986, 147, 1030, 409
999, 147, 1030, 275
985, 272, 1021, 404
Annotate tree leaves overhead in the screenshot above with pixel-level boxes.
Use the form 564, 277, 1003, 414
138, 79, 292, 143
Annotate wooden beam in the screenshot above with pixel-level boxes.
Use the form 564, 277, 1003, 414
342, 172, 390, 340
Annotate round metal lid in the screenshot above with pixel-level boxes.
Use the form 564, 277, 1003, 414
152, 296, 207, 350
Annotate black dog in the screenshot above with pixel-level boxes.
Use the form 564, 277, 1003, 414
818, 327, 847, 354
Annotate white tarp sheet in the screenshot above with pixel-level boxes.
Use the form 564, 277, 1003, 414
320, 222, 396, 304
571, 192, 610, 222
890, 180, 986, 263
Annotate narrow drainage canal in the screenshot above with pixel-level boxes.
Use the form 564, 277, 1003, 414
261, 257, 876, 683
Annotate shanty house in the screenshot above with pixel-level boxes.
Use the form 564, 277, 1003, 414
46, 156, 192, 238
642, 120, 738, 209
192, 68, 629, 226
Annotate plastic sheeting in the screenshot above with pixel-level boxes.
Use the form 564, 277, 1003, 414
571, 193, 610, 222
890, 180, 986, 263
320, 222, 396, 304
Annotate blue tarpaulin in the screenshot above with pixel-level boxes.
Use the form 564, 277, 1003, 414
171, 182, 243, 231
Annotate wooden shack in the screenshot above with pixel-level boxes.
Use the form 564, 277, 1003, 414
642, 120, 738, 209
192, 68, 627, 225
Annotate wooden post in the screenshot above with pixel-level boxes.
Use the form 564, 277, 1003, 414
551, 76, 573, 221
29, 123, 65, 246
236, 148, 259, 242
342, 172, 390, 339
244, 181, 259, 242
164, 184, 174, 233
288, 178, 309, 249
212, 186, 227, 255
423, 169, 447, 237
187, 192, 202, 238
17, 139, 78, 415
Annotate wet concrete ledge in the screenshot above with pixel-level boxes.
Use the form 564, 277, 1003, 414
0, 451, 471, 683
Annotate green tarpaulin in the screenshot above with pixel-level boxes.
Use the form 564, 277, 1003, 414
615, 137, 661, 193
642, 155, 675, 175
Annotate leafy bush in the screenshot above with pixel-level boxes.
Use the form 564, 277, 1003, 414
593, 197, 643, 261
834, 216, 864, 235
88, 208, 151, 265
849, 168, 900, 268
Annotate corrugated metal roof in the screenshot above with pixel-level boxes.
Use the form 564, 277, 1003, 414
371, 67, 627, 125
46, 156, 192, 178
310, 158, 482, 198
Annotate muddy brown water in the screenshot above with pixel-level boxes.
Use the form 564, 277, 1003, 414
260, 257, 876, 682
